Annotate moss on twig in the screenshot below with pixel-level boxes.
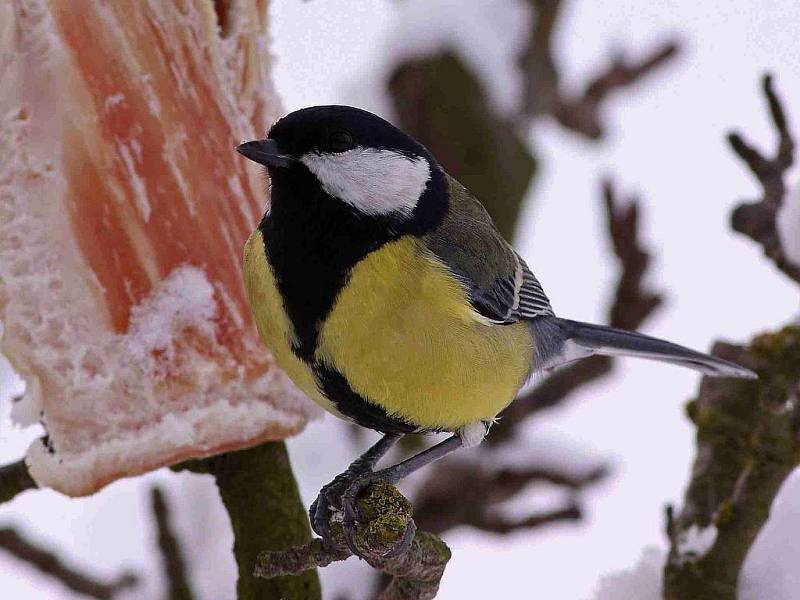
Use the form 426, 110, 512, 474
664, 328, 800, 599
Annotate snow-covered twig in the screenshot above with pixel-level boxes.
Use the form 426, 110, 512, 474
0, 527, 138, 599
729, 74, 799, 284
0, 458, 37, 504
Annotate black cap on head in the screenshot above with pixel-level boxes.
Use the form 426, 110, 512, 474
265, 105, 434, 162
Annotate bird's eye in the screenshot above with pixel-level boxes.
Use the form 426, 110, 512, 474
327, 130, 354, 153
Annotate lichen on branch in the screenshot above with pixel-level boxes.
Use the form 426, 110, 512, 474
255, 482, 452, 600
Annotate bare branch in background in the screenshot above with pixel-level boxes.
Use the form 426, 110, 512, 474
256, 482, 451, 600
413, 462, 607, 535
664, 75, 800, 600
729, 74, 799, 284
0, 458, 37, 505
0, 528, 138, 599
491, 180, 664, 443
520, 1, 679, 139
150, 487, 195, 600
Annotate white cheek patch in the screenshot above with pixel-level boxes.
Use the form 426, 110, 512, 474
301, 147, 431, 216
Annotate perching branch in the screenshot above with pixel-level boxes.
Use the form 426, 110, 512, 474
0, 458, 37, 504
0, 527, 138, 599
728, 74, 799, 284
150, 486, 195, 600
255, 482, 451, 600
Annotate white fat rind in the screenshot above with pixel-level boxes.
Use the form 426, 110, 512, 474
302, 147, 430, 216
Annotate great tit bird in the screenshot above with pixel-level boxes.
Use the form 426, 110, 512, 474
237, 105, 755, 549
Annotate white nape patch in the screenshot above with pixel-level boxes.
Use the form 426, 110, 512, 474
301, 147, 430, 216
458, 421, 487, 448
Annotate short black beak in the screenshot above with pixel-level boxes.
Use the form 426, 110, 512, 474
236, 139, 295, 168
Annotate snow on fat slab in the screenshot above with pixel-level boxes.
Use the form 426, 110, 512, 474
125, 265, 218, 371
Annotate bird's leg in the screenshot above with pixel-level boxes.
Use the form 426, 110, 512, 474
310, 433, 401, 544
340, 434, 464, 556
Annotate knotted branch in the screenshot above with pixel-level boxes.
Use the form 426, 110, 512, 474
663, 330, 800, 599
519, 1, 679, 138
664, 74, 800, 600
728, 74, 799, 283
255, 482, 451, 600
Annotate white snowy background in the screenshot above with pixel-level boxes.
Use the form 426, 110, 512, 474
2, 1, 800, 598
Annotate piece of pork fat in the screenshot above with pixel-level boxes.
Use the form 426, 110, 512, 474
0, 0, 320, 496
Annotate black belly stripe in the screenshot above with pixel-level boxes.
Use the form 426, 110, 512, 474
261, 166, 401, 359
314, 364, 418, 434
259, 162, 449, 433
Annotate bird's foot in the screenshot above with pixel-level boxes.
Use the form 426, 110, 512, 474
309, 471, 355, 550
310, 471, 416, 559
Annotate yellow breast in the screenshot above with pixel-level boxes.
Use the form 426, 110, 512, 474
243, 230, 341, 416
244, 230, 533, 431
316, 237, 533, 430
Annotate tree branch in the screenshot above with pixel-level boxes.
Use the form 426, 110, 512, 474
519, 1, 679, 138
0, 527, 138, 599
255, 482, 451, 600
0, 459, 37, 504
150, 486, 194, 600
172, 441, 320, 600
664, 74, 800, 599
663, 330, 800, 599
413, 462, 607, 535
728, 74, 799, 283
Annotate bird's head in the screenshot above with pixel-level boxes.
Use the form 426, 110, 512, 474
237, 106, 445, 227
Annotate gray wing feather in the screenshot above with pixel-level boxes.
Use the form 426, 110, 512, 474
424, 174, 553, 324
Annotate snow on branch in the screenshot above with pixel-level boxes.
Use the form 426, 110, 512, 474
663, 331, 800, 599
728, 74, 800, 284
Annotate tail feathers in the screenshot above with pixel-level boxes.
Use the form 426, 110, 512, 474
534, 317, 756, 379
